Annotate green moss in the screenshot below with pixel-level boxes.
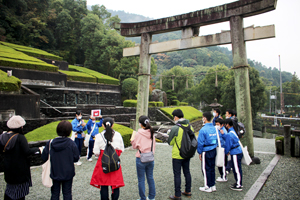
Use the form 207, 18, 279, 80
0, 70, 21, 91
123, 99, 137, 107
68, 65, 119, 85
59, 70, 97, 83
25, 120, 133, 148
160, 106, 203, 122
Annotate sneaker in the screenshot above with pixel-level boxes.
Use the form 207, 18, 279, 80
147, 198, 155, 200
231, 183, 243, 188
75, 161, 82, 166
216, 177, 228, 182
211, 185, 216, 192
226, 170, 229, 175
199, 186, 212, 193
230, 185, 243, 191
87, 158, 92, 162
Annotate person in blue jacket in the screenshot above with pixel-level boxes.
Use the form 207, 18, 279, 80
71, 111, 87, 166
86, 115, 103, 161
212, 108, 221, 126
41, 120, 79, 200
224, 118, 243, 191
197, 112, 218, 193
215, 118, 228, 182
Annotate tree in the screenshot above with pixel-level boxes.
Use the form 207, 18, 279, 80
122, 78, 138, 99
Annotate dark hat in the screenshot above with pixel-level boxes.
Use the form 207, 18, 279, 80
172, 109, 184, 118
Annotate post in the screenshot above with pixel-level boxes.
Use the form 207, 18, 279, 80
186, 76, 189, 89
279, 55, 284, 114
172, 75, 175, 90
160, 76, 162, 89
230, 15, 254, 157
136, 33, 152, 130
284, 125, 291, 157
269, 89, 271, 113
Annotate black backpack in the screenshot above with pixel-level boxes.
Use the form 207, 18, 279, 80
232, 118, 246, 138
101, 133, 120, 174
175, 124, 198, 159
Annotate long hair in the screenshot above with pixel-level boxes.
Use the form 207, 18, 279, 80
139, 115, 154, 139
8, 127, 24, 135
103, 117, 114, 142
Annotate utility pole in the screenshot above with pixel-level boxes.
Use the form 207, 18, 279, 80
270, 88, 272, 113
279, 55, 284, 114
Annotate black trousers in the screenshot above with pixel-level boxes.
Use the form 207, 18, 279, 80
100, 186, 120, 200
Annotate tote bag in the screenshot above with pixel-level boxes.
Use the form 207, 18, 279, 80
42, 140, 53, 188
230, 131, 252, 165
84, 123, 95, 147
215, 127, 225, 167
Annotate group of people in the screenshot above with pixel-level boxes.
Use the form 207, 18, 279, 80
0, 108, 243, 200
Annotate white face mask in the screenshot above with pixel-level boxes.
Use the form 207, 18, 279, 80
77, 116, 82, 120
202, 118, 206, 124
92, 120, 95, 123
213, 112, 216, 117
215, 125, 220, 130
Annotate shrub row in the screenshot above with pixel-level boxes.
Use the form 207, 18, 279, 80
123, 100, 164, 107
0, 51, 47, 64
172, 100, 180, 106
180, 102, 188, 106
68, 65, 119, 85
160, 106, 202, 122
149, 101, 164, 107
0, 70, 21, 91
59, 70, 97, 83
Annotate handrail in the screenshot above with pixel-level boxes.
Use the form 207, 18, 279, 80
40, 100, 62, 114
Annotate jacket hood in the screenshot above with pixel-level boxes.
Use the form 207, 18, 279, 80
138, 128, 152, 139
0, 132, 18, 152
51, 137, 71, 152
175, 118, 189, 125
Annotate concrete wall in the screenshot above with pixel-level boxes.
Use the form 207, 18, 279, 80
38, 58, 69, 71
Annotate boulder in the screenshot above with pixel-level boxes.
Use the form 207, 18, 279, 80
151, 89, 167, 106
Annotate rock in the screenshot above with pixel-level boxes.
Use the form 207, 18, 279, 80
151, 89, 167, 106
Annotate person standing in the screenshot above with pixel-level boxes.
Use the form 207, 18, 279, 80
86, 115, 103, 161
41, 121, 79, 200
131, 116, 156, 200
212, 108, 221, 126
71, 111, 87, 166
224, 119, 243, 191
197, 112, 218, 193
0, 115, 40, 200
215, 118, 228, 182
90, 117, 125, 200
168, 109, 193, 200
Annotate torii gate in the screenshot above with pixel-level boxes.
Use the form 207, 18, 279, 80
115, 0, 277, 157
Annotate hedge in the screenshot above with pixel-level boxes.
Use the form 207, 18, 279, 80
160, 106, 203, 122
0, 70, 21, 91
180, 102, 188, 106
172, 100, 180, 106
149, 101, 164, 107
68, 65, 119, 85
123, 100, 164, 107
59, 70, 97, 83
0, 41, 63, 61
25, 120, 133, 148
0, 57, 58, 72
0, 51, 48, 64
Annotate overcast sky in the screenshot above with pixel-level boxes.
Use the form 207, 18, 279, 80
87, 0, 300, 77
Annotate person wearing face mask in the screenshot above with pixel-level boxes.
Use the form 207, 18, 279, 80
197, 112, 218, 193
214, 118, 228, 182
71, 111, 87, 166
86, 115, 103, 162
225, 109, 233, 119
212, 108, 221, 126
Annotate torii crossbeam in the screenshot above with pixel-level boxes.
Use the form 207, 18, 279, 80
115, 0, 277, 157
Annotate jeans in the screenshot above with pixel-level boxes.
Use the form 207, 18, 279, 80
172, 158, 191, 197
74, 138, 84, 157
87, 140, 95, 159
51, 179, 73, 200
202, 148, 216, 188
136, 157, 156, 200
218, 154, 228, 179
232, 153, 243, 187
100, 186, 119, 200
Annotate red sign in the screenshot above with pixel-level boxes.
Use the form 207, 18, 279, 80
91, 109, 101, 117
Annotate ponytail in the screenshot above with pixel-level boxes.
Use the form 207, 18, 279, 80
139, 115, 154, 139
103, 117, 114, 142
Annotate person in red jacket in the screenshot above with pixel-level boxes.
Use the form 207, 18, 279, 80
90, 117, 125, 200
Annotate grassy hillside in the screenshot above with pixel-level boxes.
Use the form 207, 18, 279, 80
59, 70, 97, 83
0, 70, 21, 91
160, 106, 202, 122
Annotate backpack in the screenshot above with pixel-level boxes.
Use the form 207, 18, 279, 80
175, 124, 198, 159
232, 118, 246, 138
100, 133, 120, 174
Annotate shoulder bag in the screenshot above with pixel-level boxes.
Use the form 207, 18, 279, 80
42, 139, 53, 188
215, 127, 225, 167
139, 138, 154, 163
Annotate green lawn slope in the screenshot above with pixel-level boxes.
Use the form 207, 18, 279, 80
160, 106, 203, 122
59, 70, 97, 83
0, 70, 21, 91
25, 120, 133, 147
69, 65, 119, 85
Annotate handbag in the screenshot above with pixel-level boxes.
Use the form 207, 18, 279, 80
42, 140, 53, 188
230, 131, 252, 165
139, 138, 154, 163
84, 123, 96, 147
215, 127, 225, 167
70, 131, 76, 141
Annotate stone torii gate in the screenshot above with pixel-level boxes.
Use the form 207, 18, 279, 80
115, 0, 277, 157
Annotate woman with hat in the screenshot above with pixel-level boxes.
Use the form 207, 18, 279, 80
0, 115, 40, 200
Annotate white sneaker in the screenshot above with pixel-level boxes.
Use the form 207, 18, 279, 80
216, 177, 228, 182
211, 185, 216, 192
75, 161, 82, 166
87, 158, 92, 162
199, 186, 212, 193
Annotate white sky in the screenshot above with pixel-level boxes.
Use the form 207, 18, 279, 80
87, 0, 300, 77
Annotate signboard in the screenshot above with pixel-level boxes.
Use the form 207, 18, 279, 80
91, 109, 101, 117
270, 95, 276, 100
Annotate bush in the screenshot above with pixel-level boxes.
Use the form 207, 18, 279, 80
160, 106, 203, 122
149, 101, 157, 107
172, 100, 180, 106
0, 70, 21, 91
180, 102, 188, 106
25, 120, 133, 147
59, 70, 97, 83
122, 78, 138, 99
123, 100, 137, 107
156, 101, 164, 107
68, 65, 119, 85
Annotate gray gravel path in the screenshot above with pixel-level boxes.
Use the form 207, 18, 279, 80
0, 138, 289, 200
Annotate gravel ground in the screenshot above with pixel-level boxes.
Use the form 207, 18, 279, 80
0, 138, 284, 200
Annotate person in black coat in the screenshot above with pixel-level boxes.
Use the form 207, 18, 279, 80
41, 120, 79, 200
0, 115, 40, 200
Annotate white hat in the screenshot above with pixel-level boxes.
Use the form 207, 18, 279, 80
7, 115, 26, 129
